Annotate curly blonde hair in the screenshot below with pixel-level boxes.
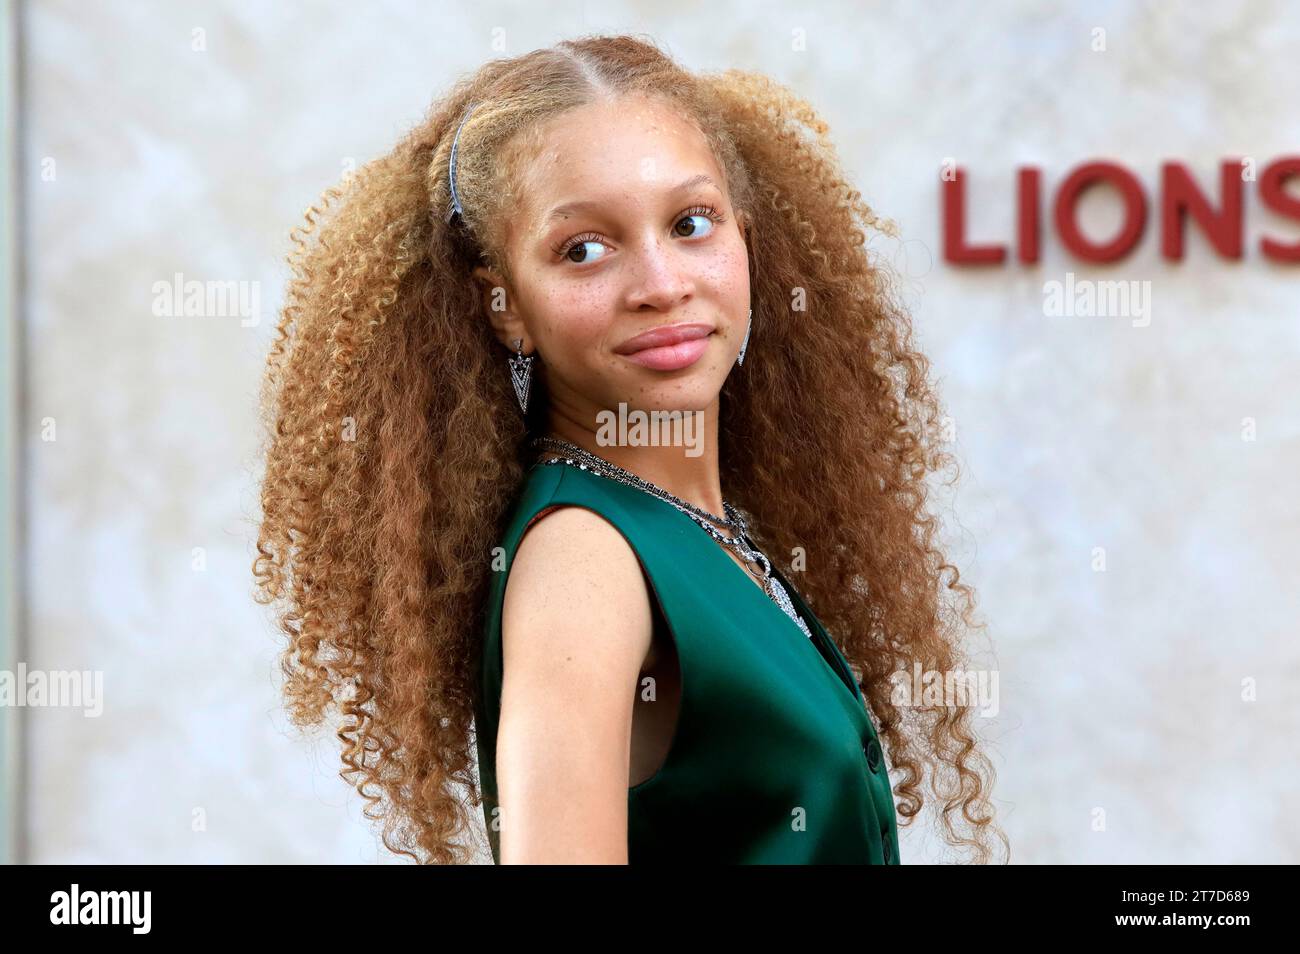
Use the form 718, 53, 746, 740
252, 33, 1008, 864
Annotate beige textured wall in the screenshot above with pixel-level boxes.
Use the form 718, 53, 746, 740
16, 0, 1299, 862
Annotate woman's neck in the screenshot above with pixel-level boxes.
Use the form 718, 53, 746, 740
537, 408, 726, 517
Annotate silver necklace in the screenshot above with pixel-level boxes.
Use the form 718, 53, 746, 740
530, 436, 814, 640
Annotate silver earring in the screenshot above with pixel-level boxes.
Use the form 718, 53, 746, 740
508, 338, 535, 413
736, 308, 752, 366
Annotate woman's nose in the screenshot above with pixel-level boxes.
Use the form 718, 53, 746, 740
626, 237, 693, 310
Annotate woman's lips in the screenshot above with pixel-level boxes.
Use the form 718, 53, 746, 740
619, 333, 713, 371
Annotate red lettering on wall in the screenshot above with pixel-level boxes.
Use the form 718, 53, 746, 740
1161, 160, 1243, 260
1054, 162, 1146, 263
940, 157, 1300, 264
942, 168, 1006, 264
1017, 167, 1040, 264
1260, 158, 1300, 262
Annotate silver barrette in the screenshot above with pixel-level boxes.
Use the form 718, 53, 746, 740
446, 101, 477, 225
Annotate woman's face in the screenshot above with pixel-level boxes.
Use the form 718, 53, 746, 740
476, 95, 751, 427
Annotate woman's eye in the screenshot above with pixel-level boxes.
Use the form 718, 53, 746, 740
564, 239, 607, 264
673, 212, 717, 239
555, 206, 723, 265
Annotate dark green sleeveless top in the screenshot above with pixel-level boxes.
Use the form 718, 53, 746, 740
474, 459, 901, 864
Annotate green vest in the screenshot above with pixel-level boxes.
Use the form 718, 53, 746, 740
475, 459, 901, 864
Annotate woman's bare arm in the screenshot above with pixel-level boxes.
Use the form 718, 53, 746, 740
495, 505, 654, 864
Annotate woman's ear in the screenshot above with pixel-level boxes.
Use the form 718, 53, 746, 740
472, 265, 531, 353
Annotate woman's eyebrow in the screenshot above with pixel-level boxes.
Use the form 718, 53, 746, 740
540, 173, 721, 227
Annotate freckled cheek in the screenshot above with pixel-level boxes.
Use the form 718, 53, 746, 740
535, 286, 613, 360
727, 250, 751, 296
705, 244, 751, 312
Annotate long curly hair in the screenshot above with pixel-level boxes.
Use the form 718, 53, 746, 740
252, 33, 1008, 865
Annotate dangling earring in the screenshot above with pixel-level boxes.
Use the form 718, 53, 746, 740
736, 308, 752, 366
508, 338, 535, 413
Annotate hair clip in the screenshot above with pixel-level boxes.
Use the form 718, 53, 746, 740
446, 101, 478, 225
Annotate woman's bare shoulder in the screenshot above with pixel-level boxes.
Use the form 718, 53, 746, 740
503, 503, 654, 661
494, 505, 654, 862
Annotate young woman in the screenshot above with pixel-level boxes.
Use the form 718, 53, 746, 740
253, 34, 1006, 865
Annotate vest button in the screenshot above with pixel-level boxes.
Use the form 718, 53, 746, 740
865, 738, 882, 773
882, 834, 893, 864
